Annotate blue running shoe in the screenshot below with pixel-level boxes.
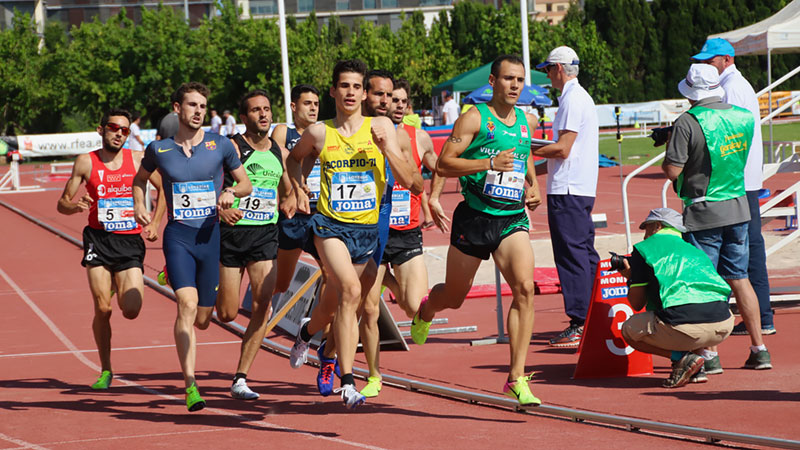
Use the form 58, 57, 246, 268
317, 340, 339, 396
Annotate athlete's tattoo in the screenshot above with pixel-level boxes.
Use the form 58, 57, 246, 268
446, 135, 462, 144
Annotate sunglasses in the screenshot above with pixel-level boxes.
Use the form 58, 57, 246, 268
105, 122, 131, 136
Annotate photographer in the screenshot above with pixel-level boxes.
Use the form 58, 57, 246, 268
618, 208, 734, 388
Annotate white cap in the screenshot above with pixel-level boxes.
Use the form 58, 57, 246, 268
536, 46, 580, 69
677, 63, 725, 101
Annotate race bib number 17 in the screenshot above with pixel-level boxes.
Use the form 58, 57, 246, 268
173, 181, 216, 220
330, 171, 376, 212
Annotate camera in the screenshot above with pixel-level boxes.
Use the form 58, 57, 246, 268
649, 126, 673, 147
609, 252, 630, 272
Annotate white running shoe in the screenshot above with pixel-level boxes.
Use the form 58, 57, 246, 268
289, 317, 311, 369
231, 378, 259, 400
334, 384, 366, 409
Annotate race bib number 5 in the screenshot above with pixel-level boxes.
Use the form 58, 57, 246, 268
173, 181, 216, 220
484, 159, 525, 201
239, 187, 277, 222
98, 197, 136, 231
330, 171, 376, 212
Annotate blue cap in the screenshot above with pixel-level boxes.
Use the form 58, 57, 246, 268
692, 38, 735, 61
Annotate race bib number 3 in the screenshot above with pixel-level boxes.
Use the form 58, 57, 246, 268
330, 171, 376, 213
239, 187, 277, 222
98, 197, 136, 231
390, 189, 411, 226
308, 163, 321, 201
484, 159, 525, 201
173, 181, 216, 220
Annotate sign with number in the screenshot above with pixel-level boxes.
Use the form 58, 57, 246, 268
484, 159, 525, 201
97, 197, 137, 231
239, 187, 277, 222
172, 181, 216, 220
330, 171, 376, 212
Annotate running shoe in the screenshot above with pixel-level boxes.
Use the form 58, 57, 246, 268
231, 378, 259, 400
503, 373, 541, 406
704, 355, 723, 375
663, 353, 704, 388
91, 370, 112, 390
731, 321, 777, 335
548, 324, 583, 348
317, 340, 339, 397
289, 317, 311, 369
744, 349, 772, 370
157, 265, 169, 286
185, 383, 206, 412
334, 384, 366, 409
690, 366, 708, 384
360, 376, 382, 398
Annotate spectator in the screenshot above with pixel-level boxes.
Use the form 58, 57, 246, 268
156, 111, 178, 141
692, 38, 775, 336
223, 110, 236, 137
533, 46, 600, 348
128, 112, 144, 151
209, 109, 222, 134
441, 90, 459, 125
619, 208, 734, 388
663, 63, 772, 372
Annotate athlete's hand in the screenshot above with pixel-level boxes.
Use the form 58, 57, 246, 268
142, 222, 159, 242
75, 193, 93, 212
219, 207, 243, 226
280, 189, 297, 219
218, 190, 236, 209
371, 125, 389, 152
524, 185, 542, 211
295, 187, 310, 215
427, 197, 451, 233
134, 204, 151, 227
493, 148, 516, 172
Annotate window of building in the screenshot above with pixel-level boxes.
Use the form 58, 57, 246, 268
546, 3, 552, 12
363, 0, 376, 8
336, 0, 350, 10
383, 0, 398, 7
250, 0, 276, 15
298, 0, 314, 12
557, 4, 566, 11
420, 0, 449, 5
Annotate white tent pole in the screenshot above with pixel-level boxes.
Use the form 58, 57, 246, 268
521, 0, 532, 86
278, 0, 292, 124
768, 48, 773, 163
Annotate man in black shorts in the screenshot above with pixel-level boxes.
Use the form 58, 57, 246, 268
57, 108, 165, 390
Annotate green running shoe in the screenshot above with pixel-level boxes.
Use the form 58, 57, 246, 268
91, 370, 112, 390
185, 383, 206, 412
503, 373, 541, 406
360, 376, 382, 398
410, 312, 431, 345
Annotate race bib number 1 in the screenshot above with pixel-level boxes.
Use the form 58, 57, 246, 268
239, 187, 277, 222
330, 171, 376, 212
173, 181, 216, 220
98, 197, 137, 231
484, 159, 525, 201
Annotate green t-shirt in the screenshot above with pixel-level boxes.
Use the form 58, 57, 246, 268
231, 145, 283, 226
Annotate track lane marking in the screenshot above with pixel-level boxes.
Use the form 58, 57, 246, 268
0, 341, 241, 358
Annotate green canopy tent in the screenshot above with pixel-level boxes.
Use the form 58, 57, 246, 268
432, 62, 550, 96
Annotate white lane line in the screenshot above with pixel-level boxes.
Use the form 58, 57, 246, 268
0, 267, 388, 450
38, 428, 230, 446
0, 433, 49, 450
0, 341, 241, 359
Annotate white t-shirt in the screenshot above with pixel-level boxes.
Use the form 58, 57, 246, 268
225, 115, 236, 136
442, 99, 459, 125
210, 115, 222, 134
720, 64, 763, 191
128, 122, 143, 151
546, 78, 599, 197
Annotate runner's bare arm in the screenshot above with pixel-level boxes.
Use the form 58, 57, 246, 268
56, 154, 92, 215
287, 123, 324, 214
532, 129, 576, 159
427, 170, 451, 233
220, 166, 252, 209
132, 165, 153, 226
436, 107, 509, 177
396, 125, 424, 195
278, 145, 297, 219
524, 150, 542, 211
372, 117, 419, 194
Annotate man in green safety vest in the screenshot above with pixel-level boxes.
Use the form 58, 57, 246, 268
618, 208, 734, 388
663, 63, 771, 376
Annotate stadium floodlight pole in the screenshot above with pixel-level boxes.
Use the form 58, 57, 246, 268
615, 105, 623, 185
184, 0, 189, 23
278, 0, 292, 124
520, 0, 532, 86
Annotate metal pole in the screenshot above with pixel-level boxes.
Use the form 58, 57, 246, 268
615, 106, 623, 184
184, 0, 189, 23
520, 0, 532, 86
277, 0, 293, 124
768, 49, 773, 163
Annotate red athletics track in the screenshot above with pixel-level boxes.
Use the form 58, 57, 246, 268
1, 163, 799, 449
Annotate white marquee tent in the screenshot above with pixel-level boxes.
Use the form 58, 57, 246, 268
709, 0, 800, 55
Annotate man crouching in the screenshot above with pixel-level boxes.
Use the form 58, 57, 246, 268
618, 208, 734, 388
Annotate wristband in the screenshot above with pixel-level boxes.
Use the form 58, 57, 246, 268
223, 188, 236, 196
489, 156, 495, 171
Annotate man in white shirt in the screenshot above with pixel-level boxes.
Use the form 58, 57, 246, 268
692, 38, 775, 338
441, 90, 459, 125
223, 110, 236, 137
533, 46, 600, 348
128, 113, 144, 151
209, 109, 222, 134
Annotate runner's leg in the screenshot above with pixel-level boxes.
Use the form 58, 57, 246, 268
87, 265, 114, 372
